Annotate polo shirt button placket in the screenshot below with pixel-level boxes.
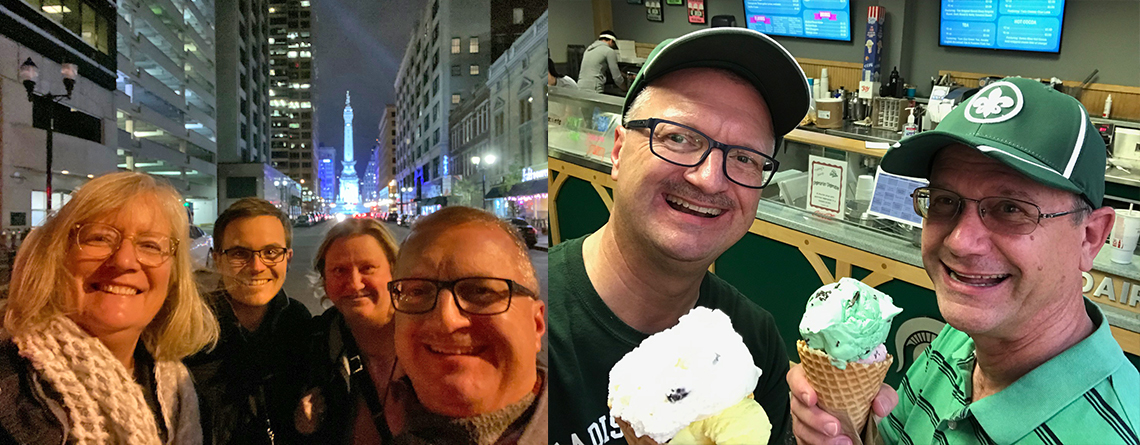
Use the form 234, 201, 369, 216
948, 420, 957, 430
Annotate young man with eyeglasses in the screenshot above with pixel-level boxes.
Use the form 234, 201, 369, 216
385, 206, 546, 444
790, 77, 1140, 444
185, 197, 313, 445
549, 28, 811, 445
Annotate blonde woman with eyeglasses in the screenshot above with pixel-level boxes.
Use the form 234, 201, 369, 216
0, 171, 219, 445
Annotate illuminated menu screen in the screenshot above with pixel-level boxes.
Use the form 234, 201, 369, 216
744, 0, 851, 42
940, 0, 1065, 53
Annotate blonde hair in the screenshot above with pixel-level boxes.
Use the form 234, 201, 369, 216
2, 172, 219, 361
313, 217, 400, 279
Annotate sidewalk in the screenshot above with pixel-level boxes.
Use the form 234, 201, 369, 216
534, 234, 550, 252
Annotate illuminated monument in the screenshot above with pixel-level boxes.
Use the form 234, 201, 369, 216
338, 91, 360, 207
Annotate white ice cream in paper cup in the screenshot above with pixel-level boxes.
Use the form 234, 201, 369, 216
608, 307, 761, 443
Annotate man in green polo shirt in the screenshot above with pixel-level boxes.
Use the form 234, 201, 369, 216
790, 77, 1140, 444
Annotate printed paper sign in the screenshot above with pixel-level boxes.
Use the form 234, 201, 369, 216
807, 155, 846, 217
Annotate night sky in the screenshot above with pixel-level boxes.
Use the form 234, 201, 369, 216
313, 0, 428, 174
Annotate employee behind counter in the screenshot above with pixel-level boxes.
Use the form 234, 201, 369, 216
577, 30, 637, 96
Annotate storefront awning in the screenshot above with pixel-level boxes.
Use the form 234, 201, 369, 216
483, 178, 547, 200
421, 196, 448, 207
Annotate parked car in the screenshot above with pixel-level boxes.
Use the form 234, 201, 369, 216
386, 212, 399, 223
188, 224, 213, 270
506, 218, 538, 249
292, 215, 313, 227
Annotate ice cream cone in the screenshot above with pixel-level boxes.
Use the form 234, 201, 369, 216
796, 340, 892, 433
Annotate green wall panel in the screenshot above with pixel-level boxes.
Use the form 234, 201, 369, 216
554, 175, 612, 243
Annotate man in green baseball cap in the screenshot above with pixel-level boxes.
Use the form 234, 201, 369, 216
549, 27, 810, 445
789, 77, 1140, 444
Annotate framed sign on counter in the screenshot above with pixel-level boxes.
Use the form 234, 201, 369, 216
687, 0, 706, 23
807, 154, 846, 218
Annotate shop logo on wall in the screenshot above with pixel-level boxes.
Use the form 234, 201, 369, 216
965, 81, 1024, 124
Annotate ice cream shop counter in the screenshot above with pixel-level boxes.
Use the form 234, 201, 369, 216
548, 87, 1140, 385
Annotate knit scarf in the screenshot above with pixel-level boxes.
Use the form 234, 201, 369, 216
12, 316, 202, 445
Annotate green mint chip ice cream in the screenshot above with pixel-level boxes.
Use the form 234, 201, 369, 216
799, 278, 902, 369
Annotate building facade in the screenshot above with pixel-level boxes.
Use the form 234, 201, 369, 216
316, 143, 335, 206
1, 0, 119, 230
447, 84, 490, 209
394, 0, 490, 216
267, 0, 316, 199
485, 10, 547, 222
490, 0, 548, 61
117, 0, 219, 225
362, 145, 380, 203
376, 104, 396, 211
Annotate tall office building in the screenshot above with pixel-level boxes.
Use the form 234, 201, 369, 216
267, 0, 317, 196
490, 0, 547, 60
0, 0, 118, 230
116, 0, 220, 224
394, 0, 491, 215
316, 144, 336, 206
215, 0, 300, 216
216, 0, 270, 165
362, 146, 380, 203
377, 104, 397, 201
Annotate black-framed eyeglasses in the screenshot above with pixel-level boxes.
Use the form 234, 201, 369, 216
388, 277, 538, 315
911, 187, 1087, 235
219, 246, 290, 266
625, 118, 780, 189
73, 223, 177, 267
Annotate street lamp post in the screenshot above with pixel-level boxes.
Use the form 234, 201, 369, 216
470, 154, 496, 210
19, 58, 77, 211
273, 179, 289, 217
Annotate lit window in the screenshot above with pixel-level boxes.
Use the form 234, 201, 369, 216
300, 0, 310, 6
469, 37, 478, 53
513, 8, 524, 24
452, 94, 460, 104
287, 51, 297, 58
451, 38, 461, 54
469, 65, 479, 76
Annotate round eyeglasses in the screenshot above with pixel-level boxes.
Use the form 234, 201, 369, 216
73, 223, 177, 267
911, 187, 1087, 235
220, 246, 290, 266
388, 277, 538, 315
625, 118, 779, 189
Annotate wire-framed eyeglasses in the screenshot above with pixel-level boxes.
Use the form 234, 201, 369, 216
219, 246, 290, 266
911, 187, 1088, 235
388, 277, 538, 315
73, 223, 177, 267
625, 118, 780, 189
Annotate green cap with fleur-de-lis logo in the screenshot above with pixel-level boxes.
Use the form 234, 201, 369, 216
881, 76, 1107, 206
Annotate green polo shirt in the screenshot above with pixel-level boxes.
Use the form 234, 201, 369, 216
880, 299, 1139, 445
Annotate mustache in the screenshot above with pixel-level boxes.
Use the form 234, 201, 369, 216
662, 178, 736, 209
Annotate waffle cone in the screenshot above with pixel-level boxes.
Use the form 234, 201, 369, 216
796, 340, 892, 433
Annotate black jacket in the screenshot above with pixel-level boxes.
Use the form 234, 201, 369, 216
0, 339, 67, 445
296, 307, 390, 444
185, 289, 313, 445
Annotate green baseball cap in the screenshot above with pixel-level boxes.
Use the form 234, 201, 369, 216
622, 27, 810, 138
881, 77, 1107, 206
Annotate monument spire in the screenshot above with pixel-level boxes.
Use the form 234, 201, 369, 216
338, 90, 360, 206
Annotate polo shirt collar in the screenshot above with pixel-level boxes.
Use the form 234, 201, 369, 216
972, 298, 1126, 443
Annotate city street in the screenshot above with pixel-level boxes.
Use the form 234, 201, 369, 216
283, 219, 549, 316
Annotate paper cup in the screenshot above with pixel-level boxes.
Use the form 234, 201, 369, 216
1109, 209, 1140, 264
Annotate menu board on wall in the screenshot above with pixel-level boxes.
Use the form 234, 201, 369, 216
743, 0, 851, 42
940, 0, 1066, 53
